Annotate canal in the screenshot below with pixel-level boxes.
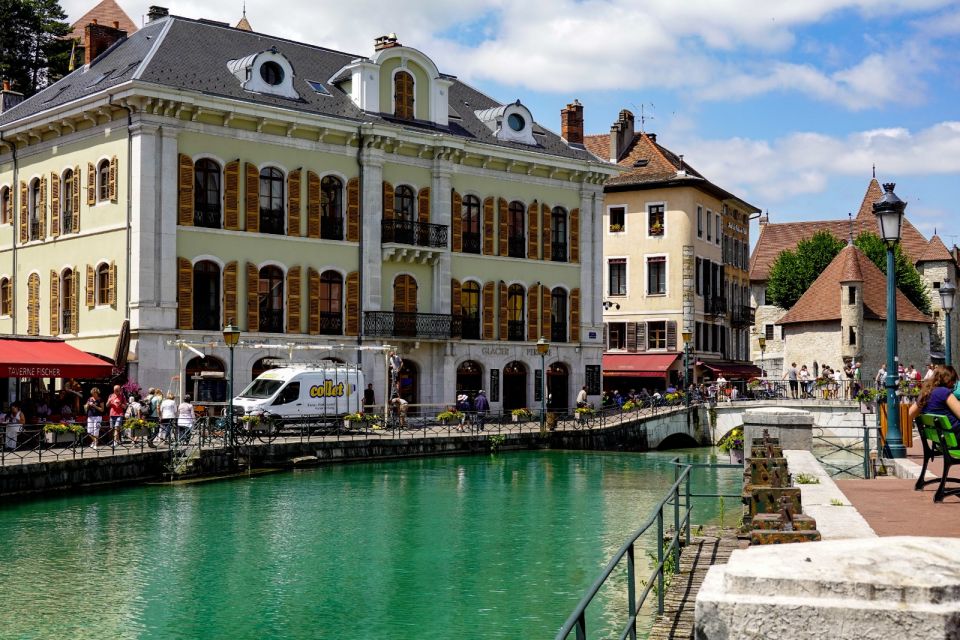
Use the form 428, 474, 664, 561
0, 449, 739, 639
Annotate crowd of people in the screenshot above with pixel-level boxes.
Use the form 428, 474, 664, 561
780, 361, 933, 401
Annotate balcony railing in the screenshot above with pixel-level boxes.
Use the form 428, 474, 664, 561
364, 311, 461, 339
461, 315, 481, 340
62, 213, 74, 235
731, 305, 755, 327
321, 217, 343, 241
551, 243, 568, 262
61, 310, 74, 335
259, 308, 284, 333
194, 207, 221, 229
462, 232, 481, 254
551, 324, 568, 343
318, 312, 343, 336
29, 220, 40, 241
507, 320, 524, 341
704, 296, 726, 316
382, 220, 448, 248
260, 209, 285, 235
508, 236, 525, 258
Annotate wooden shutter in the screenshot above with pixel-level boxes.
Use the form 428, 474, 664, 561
246, 262, 259, 332
38, 176, 46, 239
86, 163, 96, 206
85, 265, 95, 308
50, 270, 60, 336
109, 156, 118, 203
541, 204, 551, 262
286, 266, 302, 333
345, 270, 360, 336
451, 278, 462, 316
308, 267, 320, 334
570, 208, 580, 263
498, 281, 508, 341
482, 282, 495, 340
346, 177, 360, 242
570, 288, 580, 343
483, 197, 495, 256
307, 171, 321, 239
178, 154, 194, 226
72, 165, 81, 232
527, 201, 538, 259
50, 172, 60, 238
70, 268, 79, 334
636, 322, 646, 352
626, 321, 638, 352
109, 260, 117, 308
498, 198, 508, 256
541, 287, 551, 340
418, 187, 430, 224
223, 160, 240, 230
244, 163, 259, 232
287, 169, 301, 237
177, 258, 192, 330
451, 190, 462, 252
18, 182, 26, 244
223, 261, 238, 327
527, 284, 539, 341
382, 181, 394, 220
27, 274, 39, 336
667, 320, 677, 351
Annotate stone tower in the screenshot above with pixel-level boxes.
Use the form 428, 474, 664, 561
839, 247, 864, 365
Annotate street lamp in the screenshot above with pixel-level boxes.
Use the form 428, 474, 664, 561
681, 330, 692, 404
537, 337, 549, 432
873, 183, 907, 459
940, 279, 956, 366
758, 336, 766, 377
222, 319, 241, 452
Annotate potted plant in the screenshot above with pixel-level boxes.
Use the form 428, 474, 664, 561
42, 422, 85, 445
649, 221, 663, 236
717, 426, 744, 463
344, 412, 366, 429
124, 417, 154, 440
855, 388, 879, 413
436, 410, 464, 425
622, 400, 638, 412
511, 408, 532, 422
609, 223, 624, 233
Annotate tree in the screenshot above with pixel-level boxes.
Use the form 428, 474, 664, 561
853, 231, 932, 315
0, 0, 71, 97
766, 230, 845, 309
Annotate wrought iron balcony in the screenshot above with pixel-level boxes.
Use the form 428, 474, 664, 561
259, 309, 284, 333
731, 305, 755, 327
507, 320, 524, 341
260, 208, 285, 235
29, 220, 40, 241
551, 323, 568, 343
61, 310, 75, 335
194, 207, 221, 229
461, 315, 481, 340
551, 243, 568, 262
321, 217, 343, 241
704, 296, 727, 316
364, 311, 461, 339
382, 219, 448, 248
462, 232, 482, 254
318, 312, 343, 335
508, 236, 525, 258
62, 213, 74, 235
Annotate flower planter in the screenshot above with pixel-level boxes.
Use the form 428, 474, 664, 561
859, 401, 876, 414
126, 427, 151, 439
728, 449, 744, 464
44, 431, 78, 445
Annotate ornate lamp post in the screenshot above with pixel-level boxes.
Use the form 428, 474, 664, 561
537, 337, 549, 431
940, 279, 956, 366
681, 330, 692, 405
873, 183, 907, 458
222, 320, 241, 451
758, 336, 766, 377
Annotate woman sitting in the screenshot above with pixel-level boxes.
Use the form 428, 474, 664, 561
908, 365, 960, 428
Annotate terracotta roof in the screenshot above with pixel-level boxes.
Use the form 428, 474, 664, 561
583, 134, 609, 161
68, 0, 138, 42
778, 245, 930, 325
917, 234, 954, 263
749, 178, 929, 281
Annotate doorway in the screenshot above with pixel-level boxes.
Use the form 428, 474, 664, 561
502, 361, 527, 412
547, 362, 569, 410
397, 359, 418, 404
456, 360, 483, 397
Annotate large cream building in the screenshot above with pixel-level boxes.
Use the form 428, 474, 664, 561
0, 10, 616, 411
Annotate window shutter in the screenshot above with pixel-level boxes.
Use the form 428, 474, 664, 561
498, 198, 508, 256
109, 156, 118, 203
382, 181, 394, 220
286, 266, 301, 333
244, 162, 259, 232
418, 187, 430, 224
18, 182, 26, 244
667, 320, 677, 351
178, 154, 194, 226
346, 177, 360, 242
38, 176, 46, 239
177, 258, 192, 330
71, 268, 79, 334
570, 288, 581, 343
626, 322, 638, 352
636, 322, 646, 352
223, 261, 238, 327
50, 172, 60, 238
498, 281, 508, 341
451, 190, 462, 252
85, 265, 95, 309
287, 168, 301, 237
570, 208, 580, 263
307, 171, 321, 239
527, 284, 539, 341
527, 201, 538, 259
308, 267, 319, 334
483, 197, 495, 256
345, 270, 360, 336
451, 278, 462, 316
482, 282, 495, 340
72, 165, 81, 232
50, 270, 60, 336
541, 287, 551, 340
541, 204, 551, 262
223, 160, 240, 230
109, 260, 117, 308
86, 163, 96, 206
246, 262, 259, 332
603, 323, 608, 349
26, 274, 38, 335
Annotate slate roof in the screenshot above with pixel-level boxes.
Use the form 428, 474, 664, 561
68, 0, 138, 42
749, 178, 930, 282
917, 234, 954, 263
778, 244, 930, 325
4, 16, 594, 162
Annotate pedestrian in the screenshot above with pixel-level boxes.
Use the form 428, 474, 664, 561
474, 389, 489, 431
85, 388, 104, 449
363, 383, 376, 413
798, 365, 810, 399
833, 365, 845, 399
924, 364, 935, 381
612, 389, 623, 408
455, 393, 472, 432
4, 402, 24, 450
176, 394, 195, 444
157, 392, 177, 445
107, 385, 127, 445
148, 388, 163, 445
875, 364, 887, 390
784, 363, 799, 399
391, 394, 408, 427
716, 375, 728, 402
126, 395, 144, 444
576, 385, 588, 408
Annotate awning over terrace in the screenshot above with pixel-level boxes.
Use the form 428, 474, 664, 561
0, 337, 114, 379
698, 361, 763, 379
602, 353, 679, 378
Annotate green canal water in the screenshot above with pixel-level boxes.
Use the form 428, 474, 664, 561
0, 449, 739, 639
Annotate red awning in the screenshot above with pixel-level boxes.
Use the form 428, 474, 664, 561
699, 361, 763, 379
0, 338, 115, 379
602, 353, 679, 378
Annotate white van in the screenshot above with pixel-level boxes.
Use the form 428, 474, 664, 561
233, 364, 363, 419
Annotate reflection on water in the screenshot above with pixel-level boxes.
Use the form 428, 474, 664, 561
0, 449, 737, 639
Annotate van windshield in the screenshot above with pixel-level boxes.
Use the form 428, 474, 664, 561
238, 379, 283, 399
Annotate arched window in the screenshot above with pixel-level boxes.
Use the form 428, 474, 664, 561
394, 185, 416, 221
551, 287, 567, 343
194, 159, 222, 228
0, 277, 10, 316
319, 270, 343, 335
259, 167, 284, 234
394, 70, 414, 120
508, 201, 525, 258
461, 281, 481, 339
462, 195, 481, 254
0, 186, 9, 224
97, 159, 110, 202
185, 355, 226, 403
28, 178, 40, 241
507, 284, 524, 341
62, 169, 75, 234
258, 265, 284, 333
320, 176, 343, 240
96, 263, 110, 306
192, 261, 221, 331
252, 356, 281, 379
60, 268, 76, 334
551, 206, 567, 262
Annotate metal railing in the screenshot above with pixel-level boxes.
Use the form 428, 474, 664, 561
462, 232, 482, 254
508, 236, 525, 258
730, 304, 754, 327
60, 310, 75, 335
704, 296, 726, 315
461, 315, 481, 340
318, 312, 343, 336
259, 209, 285, 235
552, 242, 568, 262
320, 217, 343, 241
364, 311, 461, 339
29, 220, 40, 240
381, 219, 448, 248
194, 208, 221, 229
507, 320, 524, 341
259, 309, 284, 333
551, 324, 568, 343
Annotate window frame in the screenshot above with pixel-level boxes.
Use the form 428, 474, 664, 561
608, 204, 626, 234
96, 263, 110, 307
608, 257, 627, 297
320, 175, 343, 220
696, 205, 703, 238
60, 268, 75, 334
393, 69, 415, 120
645, 254, 667, 296
551, 206, 567, 262
551, 287, 567, 341
97, 159, 110, 203
318, 269, 344, 335
462, 195, 482, 254
28, 178, 40, 241
258, 166, 285, 235
0, 277, 10, 316
607, 321, 626, 350
192, 260, 222, 331
61, 168, 75, 234
258, 265, 285, 333
0, 186, 9, 224
647, 202, 665, 238
647, 320, 667, 350
706, 210, 712, 242
764, 324, 775, 341
394, 185, 416, 221
194, 158, 223, 229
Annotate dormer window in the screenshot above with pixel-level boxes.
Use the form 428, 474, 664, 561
507, 113, 525, 131
228, 48, 299, 99
260, 61, 284, 86
474, 100, 538, 146
394, 70, 414, 120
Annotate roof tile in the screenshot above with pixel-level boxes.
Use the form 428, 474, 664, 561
69, 0, 138, 42
917, 234, 954, 263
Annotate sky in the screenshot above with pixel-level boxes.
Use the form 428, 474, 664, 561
64, 0, 960, 246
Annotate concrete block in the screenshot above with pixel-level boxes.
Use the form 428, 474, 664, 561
744, 407, 814, 452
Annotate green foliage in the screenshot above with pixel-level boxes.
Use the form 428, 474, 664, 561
830, 498, 844, 506
0, 0, 72, 97
794, 473, 820, 485
436, 410, 463, 422
42, 422, 84, 434
767, 231, 845, 309
854, 232, 931, 314
717, 426, 743, 453
489, 434, 505, 453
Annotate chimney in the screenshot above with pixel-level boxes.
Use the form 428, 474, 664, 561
759, 211, 770, 226
112, 21, 120, 29
0, 79, 24, 114
84, 22, 127, 65
560, 99, 583, 145
608, 109, 634, 162
374, 33, 400, 51
147, 6, 169, 22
